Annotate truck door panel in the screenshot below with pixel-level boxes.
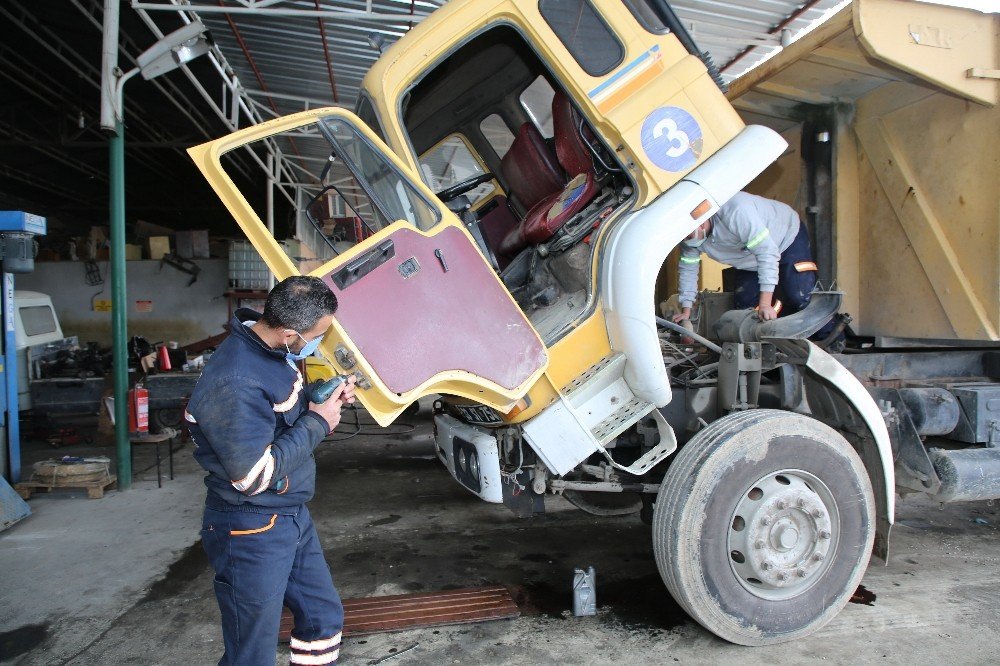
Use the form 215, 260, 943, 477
319, 224, 545, 394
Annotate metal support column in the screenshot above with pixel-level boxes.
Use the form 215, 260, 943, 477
102, 0, 131, 489
3, 274, 21, 482
267, 153, 276, 288
110, 121, 131, 490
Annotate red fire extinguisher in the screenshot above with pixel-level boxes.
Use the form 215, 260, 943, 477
129, 385, 149, 433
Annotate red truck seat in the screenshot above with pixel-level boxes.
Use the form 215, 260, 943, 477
498, 91, 598, 256
499, 122, 564, 212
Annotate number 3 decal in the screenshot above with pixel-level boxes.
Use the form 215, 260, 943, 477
640, 107, 704, 172
653, 118, 690, 159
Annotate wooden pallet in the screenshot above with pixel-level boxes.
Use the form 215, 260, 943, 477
15, 475, 117, 500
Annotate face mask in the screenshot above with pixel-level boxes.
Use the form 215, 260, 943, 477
683, 219, 712, 248
285, 332, 324, 364
685, 222, 710, 249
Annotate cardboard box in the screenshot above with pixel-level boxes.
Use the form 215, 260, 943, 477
89, 226, 108, 244
148, 236, 170, 260
209, 239, 229, 258
175, 230, 210, 259
124, 244, 142, 261
75, 237, 97, 261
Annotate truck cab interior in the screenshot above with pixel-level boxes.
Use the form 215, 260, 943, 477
396, 25, 634, 343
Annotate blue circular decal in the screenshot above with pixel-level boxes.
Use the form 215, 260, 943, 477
640, 107, 704, 172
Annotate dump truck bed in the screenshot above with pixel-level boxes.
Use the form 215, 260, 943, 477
723, 0, 999, 343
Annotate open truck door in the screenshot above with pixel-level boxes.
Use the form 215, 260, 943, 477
188, 108, 549, 426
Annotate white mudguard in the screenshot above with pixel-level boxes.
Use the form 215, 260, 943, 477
601, 125, 788, 407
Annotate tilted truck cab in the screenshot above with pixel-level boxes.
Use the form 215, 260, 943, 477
183, 0, 1000, 646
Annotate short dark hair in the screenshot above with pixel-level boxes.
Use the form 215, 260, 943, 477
261, 276, 338, 332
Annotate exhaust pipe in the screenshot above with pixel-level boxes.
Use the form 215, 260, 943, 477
712, 291, 842, 343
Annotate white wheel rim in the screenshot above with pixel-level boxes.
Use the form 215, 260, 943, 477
726, 469, 840, 601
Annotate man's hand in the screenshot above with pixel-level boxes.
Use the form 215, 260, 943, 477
757, 304, 778, 321
672, 307, 692, 323
309, 381, 346, 433
757, 292, 778, 321
339, 375, 357, 405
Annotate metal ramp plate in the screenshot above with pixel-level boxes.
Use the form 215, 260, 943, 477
1, 476, 30, 532
278, 585, 519, 641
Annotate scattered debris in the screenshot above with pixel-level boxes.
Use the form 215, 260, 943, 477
368, 642, 419, 665
849, 584, 876, 606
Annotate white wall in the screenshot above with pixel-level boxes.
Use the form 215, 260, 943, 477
16, 259, 232, 346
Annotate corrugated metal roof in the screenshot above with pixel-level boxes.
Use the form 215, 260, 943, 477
135, 0, 848, 117
198, 0, 447, 116
670, 0, 850, 81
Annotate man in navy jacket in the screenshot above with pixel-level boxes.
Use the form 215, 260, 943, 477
186, 276, 354, 665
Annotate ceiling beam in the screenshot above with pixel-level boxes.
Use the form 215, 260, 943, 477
314, 0, 340, 104
721, 0, 830, 74
243, 89, 342, 108
131, 1, 433, 23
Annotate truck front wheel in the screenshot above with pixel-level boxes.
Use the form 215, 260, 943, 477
652, 410, 875, 645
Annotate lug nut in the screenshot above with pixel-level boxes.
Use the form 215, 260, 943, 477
813, 553, 824, 562
777, 571, 788, 581
776, 500, 787, 510
797, 498, 806, 508
760, 561, 773, 571
812, 509, 824, 518
754, 539, 765, 549
796, 568, 807, 578
819, 530, 831, 540
761, 516, 772, 526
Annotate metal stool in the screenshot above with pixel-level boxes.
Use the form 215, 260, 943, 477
129, 428, 179, 488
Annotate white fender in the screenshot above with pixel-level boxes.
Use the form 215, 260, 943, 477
601, 125, 788, 407
802, 341, 896, 521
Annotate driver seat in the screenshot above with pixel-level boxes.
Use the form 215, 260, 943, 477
497, 91, 599, 257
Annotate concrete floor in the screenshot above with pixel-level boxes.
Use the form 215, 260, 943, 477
1, 408, 998, 665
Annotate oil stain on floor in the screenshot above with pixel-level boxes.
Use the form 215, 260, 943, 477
0, 623, 50, 660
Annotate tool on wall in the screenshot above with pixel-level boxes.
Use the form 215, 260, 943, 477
159, 252, 200, 286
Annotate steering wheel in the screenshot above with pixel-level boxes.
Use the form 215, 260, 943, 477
435, 173, 496, 203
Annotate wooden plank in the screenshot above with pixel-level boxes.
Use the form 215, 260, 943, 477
277, 586, 520, 642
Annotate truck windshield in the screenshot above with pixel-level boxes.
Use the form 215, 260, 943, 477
319, 116, 440, 231
216, 115, 443, 270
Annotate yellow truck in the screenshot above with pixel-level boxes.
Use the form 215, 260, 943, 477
188, 0, 997, 646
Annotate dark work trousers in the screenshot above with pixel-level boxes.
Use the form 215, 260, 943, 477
201, 503, 344, 666
732, 223, 837, 339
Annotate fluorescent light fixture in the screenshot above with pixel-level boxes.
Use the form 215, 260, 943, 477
136, 20, 212, 80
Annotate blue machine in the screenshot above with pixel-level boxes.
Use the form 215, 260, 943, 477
0, 211, 47, 484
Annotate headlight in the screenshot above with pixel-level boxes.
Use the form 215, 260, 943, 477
458, 449, 468, 472
468, 449, 480, 480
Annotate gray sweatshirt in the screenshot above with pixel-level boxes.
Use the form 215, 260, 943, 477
678, 192, 801, 307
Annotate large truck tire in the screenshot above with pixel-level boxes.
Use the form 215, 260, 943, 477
652, 409, 875, 645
